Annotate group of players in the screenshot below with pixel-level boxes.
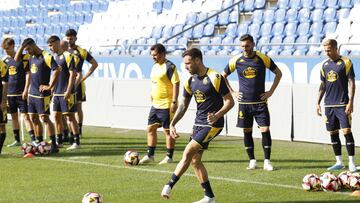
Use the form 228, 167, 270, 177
137, 35, 356, 203
0, 29, 98, 154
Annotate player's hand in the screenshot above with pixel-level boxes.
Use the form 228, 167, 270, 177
345, 103, 353, 115
170, 102, 177, 113
207, 112, 218, 125
22, 91, 28, 101
0, 101, 6, 112
231, 91, 242, 102
169, 125, 180, 139
260, 91, 273, 101
316, 104, 322, 116
64, 91, 71, 100
39, 85, 51, 92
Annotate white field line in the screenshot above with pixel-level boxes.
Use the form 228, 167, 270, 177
40, 157, 334, 192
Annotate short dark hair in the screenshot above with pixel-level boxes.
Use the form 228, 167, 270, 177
1, 38, 14, 48
47, 35, 60, 44
65, 29, 77, 37
22, 38, 35, 47
240, 34, 254, 43
182, 48, 203, 62
322, 39, 337, 49
150, 43, 166, 54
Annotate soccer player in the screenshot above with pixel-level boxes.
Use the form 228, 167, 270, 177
0, 58, 8, 154
65, 29, 98, 137
1, 38, 35, 147
316, 39, 357, 172
139, 43, 180, 165
161, 48, 234, 203
47, 36, 81, 150
16, 38, 60, 153
222, 34, 282, 171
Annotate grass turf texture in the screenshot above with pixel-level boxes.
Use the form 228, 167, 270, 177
1, 126, 360, 202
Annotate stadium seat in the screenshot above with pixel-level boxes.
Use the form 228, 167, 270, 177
172, 24, 183, 36
255, 0, 266, 9
237, 22, 249, 37
75, 13, 85, 24
151, 26, 163, 39
325, 0, 339, 8
337, 8, 350, 20
162, 25, 173, 38
260, 22, 273, 37
298, 8, 311, 23
272, 22, 285, 37
192, 24, 204, 38
323, 21, 337, 34
222, 36, 235, 51
258, 36, 271, 52
277, 0, 289, 9
197, 12, 208, 23
251, 9, 263, 23
284, 22, 298, 37
163, 0, 173, 10
309, 22, 324, 36
263, 10, 275, 23
243, 0, 255, 11
301, 0, 314, 9
274, 9, 286, 23
307, 47, 320, 55
176, 37, 188, 50
279, 49, 293, 55
297, 22, 310, 37
186, 12, 197, 25
229, 10, 239, 23
282, 35, 296, 51
286, 8, 298, 23
289, 0, 301, 9
222, 0, 234, 9
314, 0, 326, 8
248, 23, 261, 39
203, 23, 215, 36
207, 11, 219, 24
85, 13, 93, 23
324, 8, 337, 22
339, 0, 352, 8
295, 35, 308, 50
218, 10, 230, 25
198, 37, 210, 51
270, 35, 283, 50
224, 23, 237, 37
183, 25, 193, 38
210, 36, 222, 52
165, 37, 177, 52
293, 49, 307, 56
311, 9, 324, 22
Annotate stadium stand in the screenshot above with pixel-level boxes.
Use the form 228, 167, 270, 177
0, 0, 360, 56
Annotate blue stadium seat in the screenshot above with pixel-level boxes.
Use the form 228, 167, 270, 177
222, 36, 234, 51
176, 37, 188, 50
207, 11, 219, 24
289, 0, 301, 9
198, 37, 211, 52
293, 49, 307, 56
297, 22, 310, 36
75, 13, 84, 24
350, 50, 360, 56
67, 13, 75, 23
274, 9, 286, 23
337, 8, 350, 19
153, 0, 163, 13
222, 0, 234, 9
162, 25, 173, 38
36, 26, 45, 37
248, 23, 261, 39
272, 22, 285, 37
186, 12, 197, 25
99, 1, 108, 11
135, 38, 146, 51
295, 35, 308, 50
307, 47, 320, 55
260, 22, 273, 37
74, 3, 83, 12
203, 23, 215, 36
286, 8, 298, 23
165, 38, 177, 52
311, 9, 324, 22
339, 0, 352, 8
252, 9, 263, 23
309, 22, 323, 36
255, 0, 266, 9
277, 0, 289, 9
151, 26, 163, 39
324, 8, 337, 22
298, 8, 311, 23
84, 13, 92, 23
279, 49, 293, 55
224, 23, 237, 37
163, 0, 173, 10
270, 35, 283, 50
60, 24, 69, 34
192, 24, 204, 38
263, 10, 275, 23
91, 1, 100, 12
82, 2, 91, 13
258, 36, 271, 53
282, 35, 296, 50
172, 24, 183, 36
183, 25, 193, 38
197, 13, 208, 23
229, 10, 239, 23
53, 25, 61, 35
301, 0, 314, 9
325, 0, 339, 8
210, 36, 222, 52
284, 22, 298, 37
237, 22, 249, 37
218, 10, 230, 25
323, 21, 337, 33
244, 0, 255, 11
313, 0, 326, 8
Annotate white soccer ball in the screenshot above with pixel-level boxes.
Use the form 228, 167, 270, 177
82, 192, 103, 203
338, 171, 352, 189
320, 172, 339, 192
302, 173, 321, 191
124, 150, 140, 166
349, 173, 360, 191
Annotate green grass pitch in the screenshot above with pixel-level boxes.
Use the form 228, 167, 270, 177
1, 125, 360, 202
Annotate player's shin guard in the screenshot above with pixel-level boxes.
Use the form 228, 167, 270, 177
167, 173, 180, 188
330, 132, 341, 156
147, 146, 156, 157
56, 134, 63, 145
244, 131, 255, 160
201, 181, 215, 198
0, 133, 6, 153
13, 129, 20, 142
345, 132, 355, 156
50, 135, 57, 148
262, 131, 272, 160
28, 130, 35, 141
166, 148, 174, 159
75, 134, 80, 145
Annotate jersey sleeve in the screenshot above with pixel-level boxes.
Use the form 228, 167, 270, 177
342, 57, 355, 79
43, 52, 58, 71
219, 75, 230, 96
65, 52, 75, 71
0, 61, 9, 83
268, 58, 277, 72
166, 63, 180, 84
183, 77, 193, 98
72, 54, 81, 72
22, 54, 30, 72
224, 55, 240, 75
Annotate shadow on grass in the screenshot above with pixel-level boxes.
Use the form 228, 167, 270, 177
240, 201, 360, 203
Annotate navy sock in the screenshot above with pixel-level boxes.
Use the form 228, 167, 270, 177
75, 134, 80, 145
331, 133, 341, 156
49, 135, 57, 148
0, 133, 6, 153
63, 129, 69, 137
56, 134, 63, 144
28, 130, 35, 141
69, 136, 75, 145
201, 181, 215, 198
37, 135, 43, 142
13, 129, 20, 142
147, 146, 156, 157
167, 173, 180, 188
244, 131, 255, 160
79, 123, 82, 135
166, 148, 174, 159
345, 132, 355, 156
262, 131, 272, 160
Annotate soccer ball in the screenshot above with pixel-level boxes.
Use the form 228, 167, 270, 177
302, 174, 321, 191
82, 192, 103, 203
37, 141, 52, 155
320, 172, 339, 192
21, 143, 36, 155
124, 150, 140, 166
349, 173, 360, 191
337, 171, 352, 189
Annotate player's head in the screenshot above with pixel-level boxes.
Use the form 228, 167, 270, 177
22, 38, 37, 55
1, 38, 15, 55
182, 48, 203, 75
60, 40, 69, 52
47, 35, 61, 53
150, 43, 166, 64
239, 34, 255, 57
322, 39, 339, 60
65, 29, 77, 47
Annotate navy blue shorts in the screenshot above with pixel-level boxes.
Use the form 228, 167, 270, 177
325, 106, 351, 131
147, 107, 172, 129
28, 95, 51, 115
7, 96, 28, 114
237, 103, 270, 128
76, 81, 86, 103
0, 108, 7, 124
191, 126, 223, 149
53, 94, 77, 114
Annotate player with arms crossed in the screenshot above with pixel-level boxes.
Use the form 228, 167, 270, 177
139, 43, 180, 165
65, 29, 98, 137
222, 34, 282, 171
47, 36, 81, 150
317, 39, 357, 172
161, 48, 234, 203
0, 58, 8, 154
1, 38, 35, 147
16, 38, 60, 153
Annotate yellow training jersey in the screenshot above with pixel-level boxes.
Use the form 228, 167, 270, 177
150, 60, 179, 109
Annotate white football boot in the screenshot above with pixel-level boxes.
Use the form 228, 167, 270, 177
246, 159, 257, 170
159, 156, 173, 165
139, 155, 155, 164
263, 159, 274, 171
161, 185, 171, 199
193, 196, 216, 203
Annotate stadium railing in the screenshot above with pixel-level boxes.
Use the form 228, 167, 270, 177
127, 43, 188, 55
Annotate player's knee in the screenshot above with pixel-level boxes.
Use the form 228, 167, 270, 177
23, 113, 30, 121
40, 115, 50, 123
260, 126, 269, 133
243, 128, 252, 133
329, 130, 339, 135
342, 128, 351, 134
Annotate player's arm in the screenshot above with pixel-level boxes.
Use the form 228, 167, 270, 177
316, 81, 326, 116
65, 70, 76, 100
170, 82, 179, 113
22, 72, 30, 100
260, 67, 282, 100
14, 45, 25, 62
169, 95, 191, 139
81, 58, 98, 82
39, 68, 61, 92
208, 93, 234, 125
346, 77, 355, 115
1, 64, 8, 111
222, 69, 241, 101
